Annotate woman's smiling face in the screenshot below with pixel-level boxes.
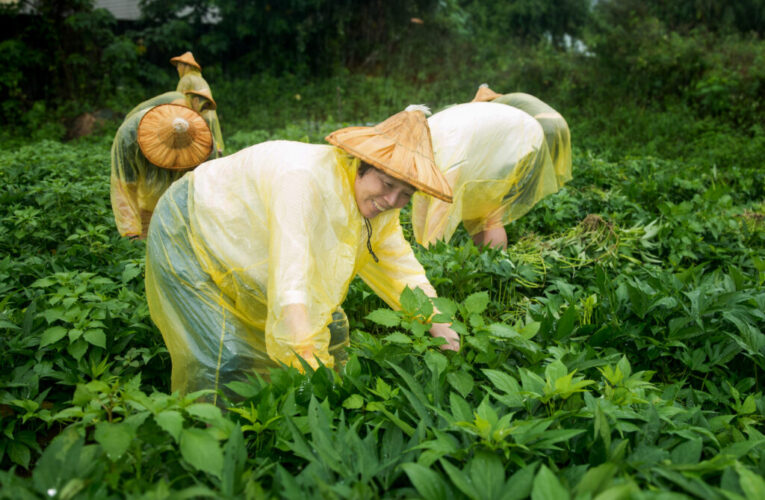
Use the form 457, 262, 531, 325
354, 164, 416, 219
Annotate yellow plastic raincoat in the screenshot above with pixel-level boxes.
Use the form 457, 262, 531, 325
176, 69, 224, 155
145, 141, 437, 400
412, 102, 559, 247
110, 93, 218, 238
492, 93, 572, 187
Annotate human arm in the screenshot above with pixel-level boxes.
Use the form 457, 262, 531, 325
265, 170, 333, 368
110, 134, 143, 238
357, 214, 460, 351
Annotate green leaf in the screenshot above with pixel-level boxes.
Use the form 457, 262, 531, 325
186, 403, 223, 423
440, 459, 475, 499
225, 381, 260, 399
83, 329, 106, 348
155, 410, 184, 442
67, 339, 88, 360
464, 291, 489, 315
450, 392, 474, 422
545, 360, 568, 384
739, 395, 756, 415
519, 321, 541, 339
40, 308, 64, 324
8, 442, 30, 468
483, 369, 522, 398
470, 450, 505, 499
736, 464, 765, 499
94, 421, 134, 461
502, 463, 538, 500
518, 368, 545, 396
366, 308, 400, 327
575, 462, 617, 496
342, 394, 364, 409
180, 428, 223, 479
400, 286, 420, 315
555, 306, 577, 340
670, 439, 702, 465
40, 326, 67, 347
532, 465, 570, 500
0, 319, 20, 330
447, 371, 474, 398
68, 328, 83, 342
122, 265, 141, 283
383, 332, 412, 344
401, 462, 448, 500
424, 350, 447, 377
626, 281, 650, 318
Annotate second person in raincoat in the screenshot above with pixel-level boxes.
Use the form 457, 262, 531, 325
411, 99, 567, 249
145, 105, 459, 404
111, 97, 215, 239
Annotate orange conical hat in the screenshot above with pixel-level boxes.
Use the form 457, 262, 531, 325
471, 83, 502, 102
325, 105, 452, 203
184, 89, 217, 110
137, 104, 212, 170
170, 51, 202, 71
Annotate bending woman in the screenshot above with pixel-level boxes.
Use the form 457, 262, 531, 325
145, 106, 458, 404
412, 101, 561, 249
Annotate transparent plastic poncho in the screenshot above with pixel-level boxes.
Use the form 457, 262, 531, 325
492, 92, 572, 187
176, 70, 225, 155
110, 92, 219, 238
145, 141, 436, 400
411, 102, 559, 247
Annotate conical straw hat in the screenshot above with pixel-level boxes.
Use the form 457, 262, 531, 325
184, 89, 217, 110
471, 83, 502, 102
325, 105, 453, 202
137, 104, 213, 170
170, 51, 202, 71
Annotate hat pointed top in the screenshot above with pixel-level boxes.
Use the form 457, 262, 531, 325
170, 51, 202, 71
184, 88, 217, 110
471, 83, 503, 102
325, 106, 452, 203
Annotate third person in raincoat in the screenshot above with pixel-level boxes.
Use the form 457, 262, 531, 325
171, 51, 225, 156
411, 89, 572, 249
111, 95, 216, 239
145, 105, 459, 404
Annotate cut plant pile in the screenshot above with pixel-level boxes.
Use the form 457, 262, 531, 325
0, 132, 763, 498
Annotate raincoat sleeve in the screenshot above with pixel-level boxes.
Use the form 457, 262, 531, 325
110, 128, 143, 238
265, 169, 333, 368
357, 214, 436, 309
203, 109, 225, 156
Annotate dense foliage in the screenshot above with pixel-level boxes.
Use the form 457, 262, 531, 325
0, 104, 763, 496
1, 0, 764, 136
0, 0, 764, 497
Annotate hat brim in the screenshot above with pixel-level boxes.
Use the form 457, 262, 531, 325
327, 131, 452, 203
137, 104, 213, 170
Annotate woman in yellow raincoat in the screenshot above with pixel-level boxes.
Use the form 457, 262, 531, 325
145, 105, 459, 403
171, 51, 225, 156
110, 93, 216, 239
411, 90, 571, 249
472, 84, 572, 189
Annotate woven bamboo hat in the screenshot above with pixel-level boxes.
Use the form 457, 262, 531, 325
325, 105, 452, 202
471, 83, 502, 102
184, 89, 217, 110
170, 51, 201, 71
137, 104, 213, 170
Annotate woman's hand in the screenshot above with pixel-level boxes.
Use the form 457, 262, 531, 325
283, 303, 320, 370
429, 322, 460, 352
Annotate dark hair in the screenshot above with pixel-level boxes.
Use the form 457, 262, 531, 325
358, 161, 375, 177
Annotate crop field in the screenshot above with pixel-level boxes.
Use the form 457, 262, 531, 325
1, 120, 764, 498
